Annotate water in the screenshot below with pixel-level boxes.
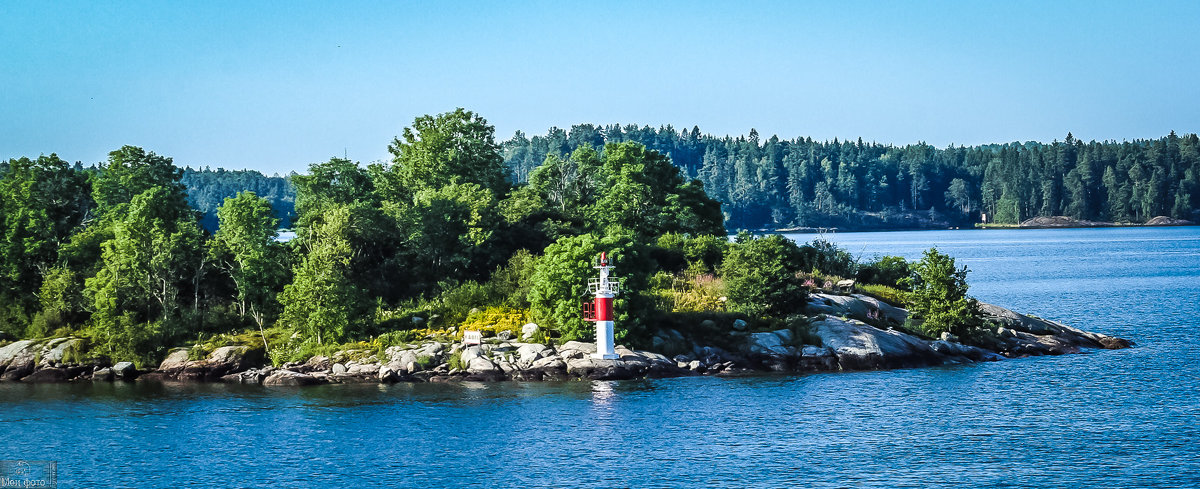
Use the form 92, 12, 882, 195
3, 227, 1199, 488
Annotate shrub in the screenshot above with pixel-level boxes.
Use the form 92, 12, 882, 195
719, 234, 807, 317
459, 306, 528, 339
856, 255, 911, 289
653, 233, 728, 274
901, 248, 981, 337
649, 271, 727, 313
856, 284, 909, 307
528, 232, 653, 344
798, 238, 856, 278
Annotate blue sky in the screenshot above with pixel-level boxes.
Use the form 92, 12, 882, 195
2, 0, 1198, 175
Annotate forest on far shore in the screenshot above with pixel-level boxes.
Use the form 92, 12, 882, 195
503, 126, 1200, 229
169, 126, 1200, 233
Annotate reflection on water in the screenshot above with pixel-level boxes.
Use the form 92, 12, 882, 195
590, 380, 616, 405
3, 227, 1200, 487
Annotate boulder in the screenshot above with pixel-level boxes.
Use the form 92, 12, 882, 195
207, 346, 263, 373
332, 363, 347, 375
496, 331, 514, 341
810, 317, 945, 370
221, 369, 268, 384
746, 332, 789, 356
92, 367, 114, 382
112, 362, 137, 380
378, 366, 399, 383
731, 319, 748, 331
158, 349, 192, 371
466, 356, 499, 374
978, 302, 1131, 352
21, 367, 68, 383
347, 363, 380, 376
38, 338, 83, 367
460, 346, 484, 365
301, 355, 331, 372
565, 356, 634, 380
807, 293, 907, 325
530, 356, 566, 371
0, 340, 37, 380
263, 370, 323, 386
521, 323, 540, 341
516, 343, 550, 366
557, 341, 596, 360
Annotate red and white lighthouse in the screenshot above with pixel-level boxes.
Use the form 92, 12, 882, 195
582, 252, 620, 360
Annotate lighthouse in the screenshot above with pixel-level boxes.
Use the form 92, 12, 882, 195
583, 252, 620, 360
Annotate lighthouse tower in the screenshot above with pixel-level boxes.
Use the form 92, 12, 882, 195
583, 252, 620, 360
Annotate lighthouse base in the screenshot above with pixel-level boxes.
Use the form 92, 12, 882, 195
591, 353, 620, 360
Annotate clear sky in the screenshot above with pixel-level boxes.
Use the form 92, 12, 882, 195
2, 0, 1198, 175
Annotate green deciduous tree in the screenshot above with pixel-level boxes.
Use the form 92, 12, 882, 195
86, 186, 205, 364
0, 154, 91, 328
528, 233, 651, 343
719, 234, 807, 317
385, 108, 510, 196
92, 146, 184, 216
212, 191, 286, 343
279, 205, 367, 345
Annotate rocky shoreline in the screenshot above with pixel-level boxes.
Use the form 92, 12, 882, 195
0, 294, 1132, 385
979, 215, 1196, 229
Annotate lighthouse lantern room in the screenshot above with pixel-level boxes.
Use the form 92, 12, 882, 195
582, 252, 620, 360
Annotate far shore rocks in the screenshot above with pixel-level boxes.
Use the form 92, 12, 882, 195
1014, 215, 1194, 229
0, 293, 1133, 385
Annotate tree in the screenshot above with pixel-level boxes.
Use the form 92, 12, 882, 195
290, 158, 375, 229
719, 234, 807, 317
211, 191, 286, 344
901, 248, 980, 337
392, 182, 500, 292
944, 178, 971, 214
0, 155, 90, 319
279, 205, 367, 345
589, 142, 724, 239
385, 108, 510, 195
91, 146, 184, 215
86, 186, 205, 364
528, 233, 651, 343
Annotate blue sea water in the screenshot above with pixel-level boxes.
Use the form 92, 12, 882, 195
3, 227, 1199, 488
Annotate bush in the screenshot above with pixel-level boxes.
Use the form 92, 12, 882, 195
719, 234, 807, 318
798, 238, 856, 278
459, 306, 528, 339
649, 271, 727, 313
902, 248, 980, 337
653, 233, 728, 274
856, 284, 909, 307
528, 232, 653, 344
856, 255, 910, 289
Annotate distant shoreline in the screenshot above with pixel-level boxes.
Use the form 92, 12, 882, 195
976, 215, 1195, 230
770, 215, 1196, 234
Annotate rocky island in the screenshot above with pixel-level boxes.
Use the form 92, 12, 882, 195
0, 292, 1130, 385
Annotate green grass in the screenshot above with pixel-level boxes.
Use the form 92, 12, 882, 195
855, 283, 909, 307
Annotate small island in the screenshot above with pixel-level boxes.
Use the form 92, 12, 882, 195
0, 110, 1131, 386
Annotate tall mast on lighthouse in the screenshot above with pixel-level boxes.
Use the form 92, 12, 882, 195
584, 252, 620, 360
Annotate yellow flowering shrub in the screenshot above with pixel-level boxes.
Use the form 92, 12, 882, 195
459, 306, 528, 339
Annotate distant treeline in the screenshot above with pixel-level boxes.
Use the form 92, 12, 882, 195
180, 168, 295, 231
173, 126, 1199, 232
502, 126, 1200, 229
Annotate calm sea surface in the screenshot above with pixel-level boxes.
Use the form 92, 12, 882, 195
3, 227, 1199, 488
